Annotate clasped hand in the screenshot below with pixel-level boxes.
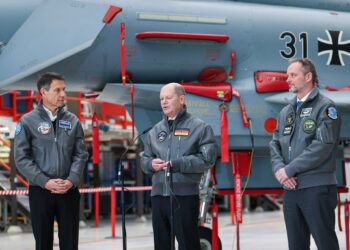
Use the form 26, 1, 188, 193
275, 168, 297, 189
151, 158, 170, 172
45, 179, 73, 194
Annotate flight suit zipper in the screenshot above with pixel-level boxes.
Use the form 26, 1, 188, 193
287, 106, 298, 162
288, 146, 291, 161
54, 118, 60, 177
177, 137, 181, 159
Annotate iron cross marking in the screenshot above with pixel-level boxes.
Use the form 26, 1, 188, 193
318, 30, 350, 66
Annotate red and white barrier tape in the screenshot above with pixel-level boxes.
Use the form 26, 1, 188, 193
0, 186, 152, 196
0, 189, 29, 195
79, 187, 112, 193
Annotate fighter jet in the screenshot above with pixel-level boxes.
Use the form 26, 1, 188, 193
1, 0, 349, 182
0, 1, 350, 246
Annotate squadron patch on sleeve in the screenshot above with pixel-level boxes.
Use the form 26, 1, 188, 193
158, 131, 167, 142
327, 107, 338, 120
303, 119, 316, 134
15, 122, 22, 136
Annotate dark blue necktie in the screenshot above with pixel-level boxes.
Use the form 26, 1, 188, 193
297, 101, 303, 111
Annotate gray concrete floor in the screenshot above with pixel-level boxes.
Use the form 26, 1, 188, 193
0, 209, 346, 250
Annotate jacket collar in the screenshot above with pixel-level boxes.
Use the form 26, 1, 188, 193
288, 87, 319, 107
163, 105, 188, 126
37, 100, 64, 120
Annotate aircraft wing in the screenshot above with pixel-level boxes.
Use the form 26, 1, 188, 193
0, 0, 110, 87
98, 83, 163, 111
265, 90, 350, 109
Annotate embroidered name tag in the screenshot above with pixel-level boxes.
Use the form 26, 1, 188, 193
59, 120, 72, 130
300, 107, 313, 117
283, 126, 293, 136
174, 129, 190, 136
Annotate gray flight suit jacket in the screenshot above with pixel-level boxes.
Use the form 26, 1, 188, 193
141, 107, 217, 196
270, 88, 341, 189
14, 102, 88, 188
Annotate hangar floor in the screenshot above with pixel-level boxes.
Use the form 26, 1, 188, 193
0, 209, 346, 250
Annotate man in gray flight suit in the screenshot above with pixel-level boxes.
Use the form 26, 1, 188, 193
270, 58, 341, 250
141, 82, 217, 250
14, 72, 88, 250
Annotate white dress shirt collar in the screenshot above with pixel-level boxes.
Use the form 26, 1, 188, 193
43, 105, 57, 122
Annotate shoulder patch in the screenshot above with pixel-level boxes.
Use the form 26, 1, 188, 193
15, 122, 22, 136
327, 107, 338, 120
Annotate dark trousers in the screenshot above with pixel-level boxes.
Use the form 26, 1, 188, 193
29, 186, 80, 250
283, 185, 339, 250
151, 195, 200, 250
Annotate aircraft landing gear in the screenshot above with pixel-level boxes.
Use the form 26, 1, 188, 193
199, 226, 222, 250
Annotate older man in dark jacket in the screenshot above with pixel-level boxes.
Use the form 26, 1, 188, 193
141, 82, 217, 250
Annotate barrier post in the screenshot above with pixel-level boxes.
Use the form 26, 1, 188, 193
94, 191, 99, 227
212, 200, 219, 250
232, 151, 242, 250
92, 113, 101, 187
110, 186, 116, 238
345, 199, 349, 250
229, 194, 235, 224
